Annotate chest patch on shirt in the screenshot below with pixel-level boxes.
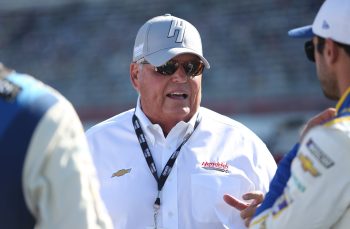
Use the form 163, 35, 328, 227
201, 161, 229, 173
298, 154, 320, 177
111, 168, 131, 178
306, 139, 334, 169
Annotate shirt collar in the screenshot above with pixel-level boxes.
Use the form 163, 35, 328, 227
335, 87, 350, 117
135, 96, 153, 129
134, 96, 200, 145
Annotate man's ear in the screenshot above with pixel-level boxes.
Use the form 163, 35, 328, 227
130, 63, 140, 91
324, 39, 339, 65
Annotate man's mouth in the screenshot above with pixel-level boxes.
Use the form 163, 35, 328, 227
166, 92, 188, 99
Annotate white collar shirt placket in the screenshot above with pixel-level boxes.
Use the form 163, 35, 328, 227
134, 101, 198, 229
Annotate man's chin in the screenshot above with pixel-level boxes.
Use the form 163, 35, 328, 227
323, 90, 339, 101
164, 107, 193, 120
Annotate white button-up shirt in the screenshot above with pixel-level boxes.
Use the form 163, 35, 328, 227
86, 102, 277, 229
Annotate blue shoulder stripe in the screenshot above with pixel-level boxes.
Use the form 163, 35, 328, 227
0, 72, 59, 153
254, 143, 300, 217
0, 73, 58, 137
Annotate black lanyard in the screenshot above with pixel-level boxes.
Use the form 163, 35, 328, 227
132, 113, 200, 209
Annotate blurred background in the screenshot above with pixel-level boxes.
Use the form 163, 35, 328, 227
0, 0, 333, 161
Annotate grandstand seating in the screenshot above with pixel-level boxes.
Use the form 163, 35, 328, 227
0, 0, 329, 119
1, 0, 335, 157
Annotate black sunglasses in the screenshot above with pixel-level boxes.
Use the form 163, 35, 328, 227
138, 59, 205, 78
304, 40, 315, 62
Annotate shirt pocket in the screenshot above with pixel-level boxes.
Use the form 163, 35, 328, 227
190, 173, 245, 224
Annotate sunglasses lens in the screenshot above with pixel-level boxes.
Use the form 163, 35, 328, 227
304, 40, 315, 62
155, 59, 204, 77
184, 61, 204, 77
155, 61, 178, 75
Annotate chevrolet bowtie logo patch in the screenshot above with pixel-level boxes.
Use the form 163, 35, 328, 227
298, 154, 320, 177
111, 168, 131, 178
201, 161, 229, 173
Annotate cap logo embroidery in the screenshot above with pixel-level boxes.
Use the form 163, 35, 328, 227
111, 168, 131, 178
201, 161, 229, 173
322, 20, 330, 30
168, 20, 186, 43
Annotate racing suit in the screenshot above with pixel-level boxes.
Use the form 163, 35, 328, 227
250, 88, 350, 229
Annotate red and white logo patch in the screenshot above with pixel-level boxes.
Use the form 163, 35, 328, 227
201, 161, 229, 173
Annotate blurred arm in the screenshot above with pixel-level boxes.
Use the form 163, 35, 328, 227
23, 98, 113, 229
250, 125, 350, 228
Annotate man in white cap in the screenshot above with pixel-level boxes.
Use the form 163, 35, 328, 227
249, 0, 350, 228
86, 14, 276, 229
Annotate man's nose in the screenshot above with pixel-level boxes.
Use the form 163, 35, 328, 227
171, 65, 188, 83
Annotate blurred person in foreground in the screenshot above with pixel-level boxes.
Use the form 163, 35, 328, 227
227, 0, 350, 228
86, 14, 277, 229
0, 63, 113, 229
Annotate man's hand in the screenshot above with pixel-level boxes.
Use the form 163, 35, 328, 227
300, 108, 336, 140
223, 192, 263, 227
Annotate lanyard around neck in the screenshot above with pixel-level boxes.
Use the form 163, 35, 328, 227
132, 113, 200, 208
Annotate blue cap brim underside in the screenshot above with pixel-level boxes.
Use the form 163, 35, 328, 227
288, 25, 314, 38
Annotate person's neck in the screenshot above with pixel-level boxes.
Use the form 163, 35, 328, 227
148, 116, 187, 137
337, 74, 350, 98
144, 110, 196, 137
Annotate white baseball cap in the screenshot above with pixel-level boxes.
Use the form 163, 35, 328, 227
288, 0, 350, 45
132, 14, 210, 68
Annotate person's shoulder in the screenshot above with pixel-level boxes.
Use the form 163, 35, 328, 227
302, 117, 350, 160
323, 113, 350, 132
86, 108, 135, 136
307, 115, 350, 147
200, 107, 255, 132
5, 71, 65, 104
1, 71, 75, 122
308, 113, 350, 141
200, 107, 269, 146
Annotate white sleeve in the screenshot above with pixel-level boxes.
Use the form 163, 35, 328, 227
250, 125, 350, 229
22, 98, 113, 229
254, 141, 277, 193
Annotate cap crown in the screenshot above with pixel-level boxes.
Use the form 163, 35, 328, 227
312, 0, 350, 45
133, 14, 209, 68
